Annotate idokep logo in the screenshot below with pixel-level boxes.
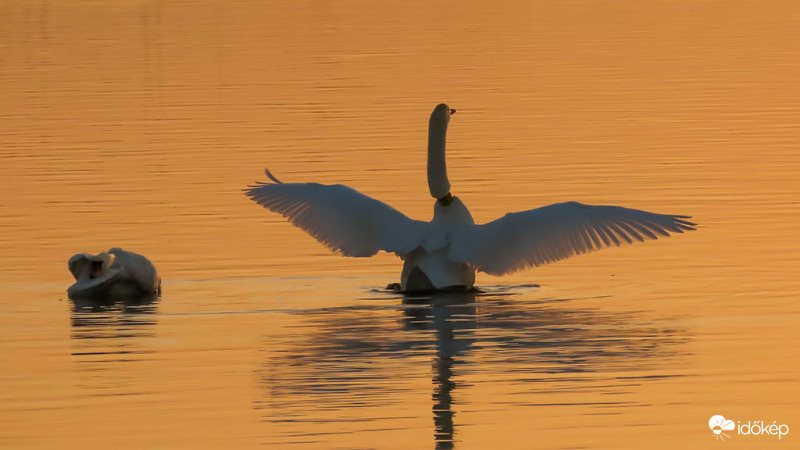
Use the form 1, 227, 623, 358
709, 414, 790, 442
709, 415, 736, 441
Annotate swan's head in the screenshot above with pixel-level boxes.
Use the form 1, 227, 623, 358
69, 252, 116, 281
430, 103, 456, 127
67, 251, 123, 298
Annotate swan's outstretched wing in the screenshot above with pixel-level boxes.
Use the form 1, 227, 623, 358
244, 170, 429, 257
449, 201, 695, 275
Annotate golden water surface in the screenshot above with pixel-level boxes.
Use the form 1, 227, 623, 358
1, 1, 799, 448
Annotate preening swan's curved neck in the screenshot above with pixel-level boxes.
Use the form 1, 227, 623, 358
428, 115, 451, 200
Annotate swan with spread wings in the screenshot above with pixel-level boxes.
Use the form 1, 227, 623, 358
245, 104, 695, 292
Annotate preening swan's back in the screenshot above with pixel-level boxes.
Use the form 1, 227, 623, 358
448, 201, 696, 275
245, 170, 430, 257
67, 247, 160, 298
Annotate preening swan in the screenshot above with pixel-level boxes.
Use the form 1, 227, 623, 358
245, 104, 695, 292
67, 248, 161, 299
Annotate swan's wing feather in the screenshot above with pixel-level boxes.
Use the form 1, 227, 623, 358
450, 201, 695, 275
244, 173, 428, 257
67, 253, 90, 281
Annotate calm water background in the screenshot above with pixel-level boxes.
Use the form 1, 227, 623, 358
2, 1, 799, 448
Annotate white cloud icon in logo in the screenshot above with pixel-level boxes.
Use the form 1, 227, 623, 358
709, 415, 735, 441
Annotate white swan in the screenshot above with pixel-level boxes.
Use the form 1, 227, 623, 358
245, 104, 695, 292
67, 247, 161, 299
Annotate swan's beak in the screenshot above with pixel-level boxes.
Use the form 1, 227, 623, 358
449, 108, 456, 115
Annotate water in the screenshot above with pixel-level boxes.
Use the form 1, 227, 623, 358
2, 1, 799, 448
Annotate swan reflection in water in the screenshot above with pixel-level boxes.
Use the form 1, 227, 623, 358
70, 294, 159, 382
258, 288, 686, 448
404, 292, 477, 449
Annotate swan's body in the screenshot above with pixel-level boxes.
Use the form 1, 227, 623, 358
67, 248, 160, 299
245, 104, 695, 292
400, 195, 476, 291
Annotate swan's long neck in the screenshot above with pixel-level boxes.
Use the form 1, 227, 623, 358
427, 116, 451, 201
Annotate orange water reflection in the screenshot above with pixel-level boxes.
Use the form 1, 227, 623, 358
1, 1, 799, 448
259, 290, 686, 447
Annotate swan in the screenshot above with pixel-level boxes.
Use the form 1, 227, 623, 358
245, 103, 695, 292
67, 247, 161, 299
